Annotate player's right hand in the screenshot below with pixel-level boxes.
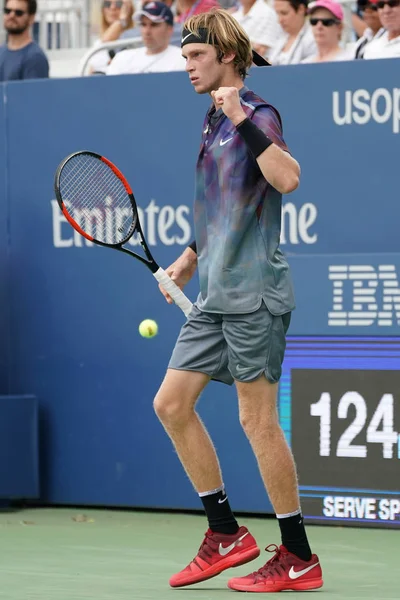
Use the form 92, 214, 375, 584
159, 247, 198, 304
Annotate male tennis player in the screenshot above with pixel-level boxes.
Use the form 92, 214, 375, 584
155, 8, 323, 593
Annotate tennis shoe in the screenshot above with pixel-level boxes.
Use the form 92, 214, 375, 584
227, 544, 323, 592
169, 526, 260, 588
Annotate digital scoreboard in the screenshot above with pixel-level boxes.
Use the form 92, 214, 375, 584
279, 337, 400, 528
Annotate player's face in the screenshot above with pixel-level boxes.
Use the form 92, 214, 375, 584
274, 0, 305, 34
140, 17, 171, 53
4, 0, 32, 34
183, 43, 227, 95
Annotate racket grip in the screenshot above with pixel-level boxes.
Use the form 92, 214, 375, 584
153, 268, 193, 317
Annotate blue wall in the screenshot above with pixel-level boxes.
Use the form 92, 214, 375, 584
0, 59, 399, 510
0, 96, 8, 393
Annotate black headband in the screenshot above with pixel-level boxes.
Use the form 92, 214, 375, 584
181, 27, 271, 67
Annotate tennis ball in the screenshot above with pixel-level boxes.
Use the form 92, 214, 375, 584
138, 319, 158, 338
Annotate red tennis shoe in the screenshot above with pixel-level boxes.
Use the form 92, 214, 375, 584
169, 526, 260, 588
227, 544, 323, 592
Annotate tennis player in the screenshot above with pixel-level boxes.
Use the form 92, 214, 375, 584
155, 8, 323, 593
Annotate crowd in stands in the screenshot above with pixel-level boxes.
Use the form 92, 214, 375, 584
1, 0, 400, 81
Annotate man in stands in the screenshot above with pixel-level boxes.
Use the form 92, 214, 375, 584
0, 0, 49, 81
107, 1, 185, 74
364, 0, 400, 57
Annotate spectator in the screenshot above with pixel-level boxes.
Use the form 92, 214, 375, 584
124, 0, 183, 47
88, 0, 135, 74
0, 0, 48, 81
352, 0, 370, 39
231, 0, 281, 59
302, 0, 350, 62
354, 0, 384, 58
270, 0, 316, 64
175, 0, 220, 24
107, 1, 185, 73
363, 0, 400, 57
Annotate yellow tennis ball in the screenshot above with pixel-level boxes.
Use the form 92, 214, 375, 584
138, 319, 158, 338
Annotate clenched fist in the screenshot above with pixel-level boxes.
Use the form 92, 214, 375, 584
210, 87, 247, 126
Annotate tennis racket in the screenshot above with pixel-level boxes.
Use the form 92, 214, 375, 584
54, 151, 193, 317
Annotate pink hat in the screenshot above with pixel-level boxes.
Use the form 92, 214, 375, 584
308, 0, 344, 21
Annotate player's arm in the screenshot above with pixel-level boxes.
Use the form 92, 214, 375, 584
159, 246, 197, 304
238, 119, 300, 195
211, 87, 300, 195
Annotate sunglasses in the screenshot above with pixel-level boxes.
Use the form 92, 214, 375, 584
362, 3, 379, 9
310, 17, 341, 26
376, 0, 400, 7
103, 1, 123, 8
3, 7, 28, 16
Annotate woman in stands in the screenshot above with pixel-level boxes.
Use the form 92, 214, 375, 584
270, 0, 317, 65
88, 0, 135, 74
301, 0, 351, 63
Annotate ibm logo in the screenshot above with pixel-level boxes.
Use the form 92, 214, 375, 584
329, 265, 400, 327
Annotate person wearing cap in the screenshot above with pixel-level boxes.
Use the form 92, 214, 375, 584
154, 7, 323, 594
354, 0, 385, 58
270, 0, 317, 65
301, 0, 351, 62
107, 1, 185, 73
363, 0, 400, 58
231, 0, 281, 60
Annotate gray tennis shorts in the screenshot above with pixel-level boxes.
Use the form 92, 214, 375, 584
168, 301, 291, 385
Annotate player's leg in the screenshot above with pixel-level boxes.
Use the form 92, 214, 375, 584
154, 306, 259, 587
154, 368, 221, 491
236, 376, 308, 551
223, 304, 323, 592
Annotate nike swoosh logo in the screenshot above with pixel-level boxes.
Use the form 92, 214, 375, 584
218, 496, 228, 504
181, 33, 192, 43
220, 137, 233, 146
219, 532, 249, 557
236, 365, 253, 374
289, 563, 319, 580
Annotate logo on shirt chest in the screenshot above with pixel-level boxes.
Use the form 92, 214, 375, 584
219, 136, 233, 146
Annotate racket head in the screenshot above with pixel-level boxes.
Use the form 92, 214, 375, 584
54, 151, 138, 246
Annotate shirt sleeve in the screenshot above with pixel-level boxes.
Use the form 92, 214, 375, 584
251, 105, 289, 153
22, 52, 49, 79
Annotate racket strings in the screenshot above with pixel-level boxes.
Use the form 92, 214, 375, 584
59, 154, 136, 245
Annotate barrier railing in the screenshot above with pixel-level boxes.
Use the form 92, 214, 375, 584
78, 35, 143, 75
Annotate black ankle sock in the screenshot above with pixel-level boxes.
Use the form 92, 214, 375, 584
277, 512, 312, 561
199, 487, 239, 535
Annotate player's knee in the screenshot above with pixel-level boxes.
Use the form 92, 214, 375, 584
153, 394, 193, 427
239, 410, 258, 438
239, 407, 279, 440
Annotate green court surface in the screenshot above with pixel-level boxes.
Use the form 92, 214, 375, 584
0, 508, 397, 599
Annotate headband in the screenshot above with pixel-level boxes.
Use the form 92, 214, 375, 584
181, 27, 271, 67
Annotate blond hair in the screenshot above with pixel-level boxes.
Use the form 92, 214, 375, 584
184, 8, 253, 79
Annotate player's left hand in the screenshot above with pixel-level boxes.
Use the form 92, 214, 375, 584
211, 87, 246, 126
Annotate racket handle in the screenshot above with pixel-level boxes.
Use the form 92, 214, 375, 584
153, 268, 193, 317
